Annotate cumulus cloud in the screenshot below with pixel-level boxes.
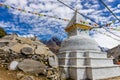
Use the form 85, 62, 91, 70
93, 29, 120, 49
94, 33, 119, 49
0, 0, 120, 48
107, 0, 115, 2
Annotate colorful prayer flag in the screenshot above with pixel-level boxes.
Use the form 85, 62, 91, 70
18, 8, 22, 11
5, 5, 11, 8
112, 20, 115, 23
22, 10, 26, 12
0, 3, 70, 22
38, 14, 44, 16
0, 3, 3, 6
11, 6, 15, 9
89, 23, 92, 25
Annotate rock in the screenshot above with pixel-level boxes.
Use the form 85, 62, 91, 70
47, 51, 55, 56
1, 46, 10, 52
20, 76, 34, 80
35, 46, 48, 55
21, 47, 33, 55
8, 60, 19, 70
0, 42, 8, 48
47, 69, 53, 77
31, 55, 46, 61
8, 42, 17, 47
17, 72, 24, 79
48, 51, 58, 68
18, 59, 46, 74
10, 43, 34, 53
48, 56, 58, 68
60, 68, 66, 80
0, 34, 18, 48
16, 37, 33, 45
32, 41, 44, 46
0, 34, 60, 80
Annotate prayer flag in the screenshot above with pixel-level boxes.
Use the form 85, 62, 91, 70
0, 3, 3, 6
18, 8, 22, 11
11, 6, 15, 9
22, 10, 26, 12
89, 23, 91, 25
38, 14, 44, 16
112, 20, 115, 23
5, 5, 11, 8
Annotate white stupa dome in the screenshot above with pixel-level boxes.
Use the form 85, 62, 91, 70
60, 35, 100, 52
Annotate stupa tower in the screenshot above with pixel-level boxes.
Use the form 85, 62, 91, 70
57, 10, 120, 80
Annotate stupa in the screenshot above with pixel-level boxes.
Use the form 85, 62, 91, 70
57, 10, 120, 80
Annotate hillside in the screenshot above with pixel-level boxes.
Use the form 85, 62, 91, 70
0, 27, 7, 38
0, 34, 59, 80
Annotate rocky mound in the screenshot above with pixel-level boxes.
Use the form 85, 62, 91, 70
0, 34, 60, 80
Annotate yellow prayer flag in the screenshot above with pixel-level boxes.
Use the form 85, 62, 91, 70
38, 14, 44, 16
5, 5, 11, 8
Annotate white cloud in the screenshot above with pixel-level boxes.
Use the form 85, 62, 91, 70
0, 21, 15, 28
108, 0, 115, 2
93, 30, 120, 49
1, 0, 120, 48
117, 4, 120, 8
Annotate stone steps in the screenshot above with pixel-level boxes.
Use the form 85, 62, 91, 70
58, 51, 107, 58
59, 65, 120, 80
59, 65, 120, 68
59, 57, 114, 67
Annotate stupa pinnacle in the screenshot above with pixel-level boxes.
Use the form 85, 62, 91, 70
57, 10, 120, 80
60, 10, 100, 52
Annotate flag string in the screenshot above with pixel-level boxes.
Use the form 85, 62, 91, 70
0, 3, 118, 29
94, 29, 120, 41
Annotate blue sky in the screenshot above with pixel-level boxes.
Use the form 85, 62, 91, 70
0, 0, 120, 48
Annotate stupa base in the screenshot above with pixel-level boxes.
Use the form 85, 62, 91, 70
60, 65, 120, 80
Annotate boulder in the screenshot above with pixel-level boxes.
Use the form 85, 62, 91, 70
48, 56, 58, 68
1, 46, 10, 52
47, 51, 58, 68
35, 46, 48, 55
20, 76, 34, 80
16, 37, 33, 45
10, 43, 34, 54
32, 41, 44, 46
21, 47, 33, 55
8, 42, 17, 47
18, 59, 46, 74
0, 42, 8, 48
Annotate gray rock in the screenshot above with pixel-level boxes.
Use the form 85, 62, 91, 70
18, 59, 46, 74
48, 55, 58, 68
35, 46, 48, 56
10, 43, 34, 53
21, 47, 33, 55
20, 76, 34, 80
1, 46, 10, 52
17, 72, 24, 79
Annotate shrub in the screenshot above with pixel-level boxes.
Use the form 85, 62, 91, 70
0, 27, 7, 38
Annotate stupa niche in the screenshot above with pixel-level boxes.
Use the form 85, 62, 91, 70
57, 10, 120, 80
